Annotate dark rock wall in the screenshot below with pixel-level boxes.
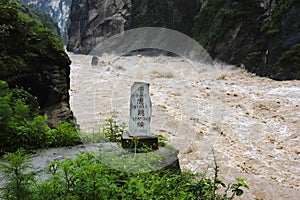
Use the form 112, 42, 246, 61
67, 0, 299, 80
130, 0, 201, 34
67, 0, 131, 54
264, 1, 300, 79
67, 0, 202, 54
193, 0, 266, 65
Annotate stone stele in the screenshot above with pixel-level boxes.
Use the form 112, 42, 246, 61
122, 82, 158, 149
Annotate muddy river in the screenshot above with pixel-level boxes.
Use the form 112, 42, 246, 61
68, 52, 300, 199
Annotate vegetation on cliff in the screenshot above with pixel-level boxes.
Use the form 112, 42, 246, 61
0, 0, 80, 154
1, 0, 73, 124
192, 0, 300, 80
0, 0, 68, 78
18, 1, 61, 36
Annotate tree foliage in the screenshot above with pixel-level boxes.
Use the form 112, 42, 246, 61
0, 0, 70, 79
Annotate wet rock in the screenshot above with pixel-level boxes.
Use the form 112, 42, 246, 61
91, 56, 99, 66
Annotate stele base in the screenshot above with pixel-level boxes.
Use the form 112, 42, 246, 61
121, 133, 158, 150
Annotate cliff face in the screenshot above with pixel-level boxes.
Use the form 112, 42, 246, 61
264, 1, 300, 79
130, 0, 201, 34
67, 0, 202, 54
22, 0, 72, 43
5, 58, 74, 127
192, 0, 300, 80
67, 0, 131, 54
67, 0, 299, 80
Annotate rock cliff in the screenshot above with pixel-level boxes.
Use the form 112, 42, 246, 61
67, 0, 131, 54
130, 0, 201, 34
67, 0, 299, 80
67, 0, 202, 54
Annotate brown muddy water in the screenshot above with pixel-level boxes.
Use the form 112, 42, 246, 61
69, 52, 300, 200
1, 52, 298, 200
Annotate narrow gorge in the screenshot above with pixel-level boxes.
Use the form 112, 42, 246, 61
1, 0, 299, 199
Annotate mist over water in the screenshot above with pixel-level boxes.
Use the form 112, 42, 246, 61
69, 52, 300, 200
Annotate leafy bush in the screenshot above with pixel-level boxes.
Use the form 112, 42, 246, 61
50, 121, 82, 147
0, 149, 35, 200
103, 110, 127, 142
0, 151, 249, 200
0, 80, 81, 155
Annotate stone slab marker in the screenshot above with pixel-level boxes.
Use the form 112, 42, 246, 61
122, 82, 158, 150
129, 82, 152, 137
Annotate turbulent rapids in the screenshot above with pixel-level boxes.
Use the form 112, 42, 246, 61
69, 52, 300, 200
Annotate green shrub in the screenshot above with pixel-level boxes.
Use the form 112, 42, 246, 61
0, 151, 249, 200
0, 80, 81, 155
50, 121, 82, 147
103, 110, 127, 142
0, 149, 35, 200
13, 115, 52, 150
